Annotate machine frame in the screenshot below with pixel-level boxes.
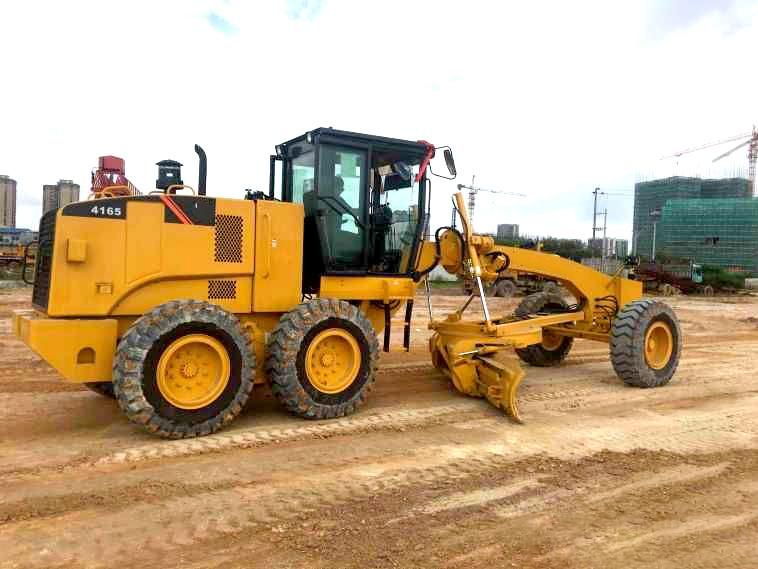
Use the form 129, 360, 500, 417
12, 128, 681, 439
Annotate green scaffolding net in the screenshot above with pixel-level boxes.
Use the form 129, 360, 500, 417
633, 177, 756, 274
657, 198, 758, 274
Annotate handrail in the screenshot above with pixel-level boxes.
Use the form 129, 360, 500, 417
89, 185, 133, 200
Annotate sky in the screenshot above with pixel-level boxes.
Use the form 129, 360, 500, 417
1, 0, 757, 241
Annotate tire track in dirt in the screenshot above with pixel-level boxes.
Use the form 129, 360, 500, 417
491, 462, 730, 520
95, 354, 758, 467
94, 403, 478, 465
1, 345, 753, 482
1, 404, 756, 568
0, 452, 528, 567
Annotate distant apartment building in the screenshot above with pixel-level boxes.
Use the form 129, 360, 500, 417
496, 223, 519, 241
0, 175, 17, 228
615, 239, 628, 259
588, 237, 628, 259
43, 179, 80, 214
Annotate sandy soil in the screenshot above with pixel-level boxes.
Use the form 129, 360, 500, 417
1, 288, 757, 569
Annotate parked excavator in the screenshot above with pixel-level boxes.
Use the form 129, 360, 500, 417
13, 128, 682, 438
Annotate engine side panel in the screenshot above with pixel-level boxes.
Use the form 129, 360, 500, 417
252, 200, 304, 312
43, 195, 279, 317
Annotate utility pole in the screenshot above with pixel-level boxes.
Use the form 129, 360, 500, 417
467, 175, 476, 228
591, 188, 600, 259
592, 187, 629, 261
592, 188, 599, 240
650, 208, 661, 262
601, 209, 608, 273
651, 221, 657, 262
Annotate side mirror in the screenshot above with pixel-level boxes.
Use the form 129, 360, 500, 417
443, 148, 457, 177
428, 145, 457, 180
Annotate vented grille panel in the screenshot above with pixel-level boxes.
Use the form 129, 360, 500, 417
208, 279, 237, 299
214, 214, 243, 263
32, 209, 57, 310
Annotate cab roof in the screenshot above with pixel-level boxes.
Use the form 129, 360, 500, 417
278, 128, 429, 158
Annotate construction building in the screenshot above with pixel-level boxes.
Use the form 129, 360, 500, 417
43, 180, 80, 214
0, 175, 17, 228
658, 198, 758, 274
588, 237, 628, 259
632, 176, 755, 262
496, 223, 519, 241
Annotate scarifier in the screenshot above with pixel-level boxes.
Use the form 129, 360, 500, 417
13, 128, 682, 438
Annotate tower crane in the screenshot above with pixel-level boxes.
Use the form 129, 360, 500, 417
711, 126, 757, 190
457, 176, 526, 228
662, 126, 758, 192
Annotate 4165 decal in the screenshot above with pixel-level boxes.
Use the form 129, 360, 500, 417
90, 205, 123, 217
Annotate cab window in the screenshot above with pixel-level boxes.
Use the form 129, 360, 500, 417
316, 146, 367, 269
289, 143, 314, 204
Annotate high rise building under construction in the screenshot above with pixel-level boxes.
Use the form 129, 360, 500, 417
43, 180, 80, 214
633, 176, 757, 273
0, 175, 17, 228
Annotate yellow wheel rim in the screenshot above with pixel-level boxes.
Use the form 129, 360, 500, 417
644, 321, 673, 370
305, 329, 361, 394
541, 331, 564, 351
157, 334, 230, 409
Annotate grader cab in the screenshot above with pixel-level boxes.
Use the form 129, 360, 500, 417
13, 128, 682, 438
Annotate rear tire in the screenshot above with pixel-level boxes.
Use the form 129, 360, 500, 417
610, 299, 681, 388
266, 299, 379, 420
85, 382, 116, 399
514, 292, 574, 367
113, 300, 255, 439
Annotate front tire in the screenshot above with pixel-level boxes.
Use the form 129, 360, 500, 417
514, 292, 574, 366
265, 299, 379, 420
113, 300, 255, 439
491, 280, 517, 298
610, 300, 681, 388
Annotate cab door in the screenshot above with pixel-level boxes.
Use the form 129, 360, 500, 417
314, 144, 369, 271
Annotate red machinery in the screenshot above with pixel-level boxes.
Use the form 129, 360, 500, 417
90, 156, 140, 198
631, 260, 713, 296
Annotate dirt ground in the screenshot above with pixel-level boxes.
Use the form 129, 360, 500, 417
1, 288, 757, 569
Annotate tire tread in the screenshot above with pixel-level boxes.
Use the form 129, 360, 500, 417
265, 299, 379, 420
112, 300, 255, 439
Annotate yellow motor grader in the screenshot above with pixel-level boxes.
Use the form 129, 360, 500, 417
13, 128, 682, 438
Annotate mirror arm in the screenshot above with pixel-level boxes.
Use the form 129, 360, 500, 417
428, 145, 457, 180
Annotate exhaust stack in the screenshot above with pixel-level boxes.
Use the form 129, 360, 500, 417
195, 144, 207, 196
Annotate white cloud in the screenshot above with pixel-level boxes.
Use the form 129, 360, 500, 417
0, 0, 756, 243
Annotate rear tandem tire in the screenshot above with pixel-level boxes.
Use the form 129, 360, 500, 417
265, 299, 379, 420
514, 292, 574, 367
113, 300, 255, 439
610, 299, 682, 388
